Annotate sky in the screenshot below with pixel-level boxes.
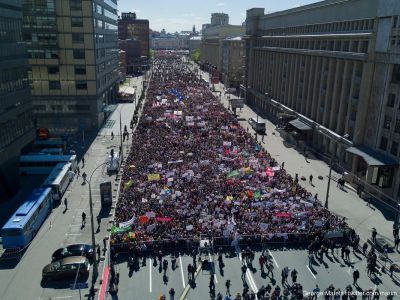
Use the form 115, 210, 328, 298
118, 0, 321, 33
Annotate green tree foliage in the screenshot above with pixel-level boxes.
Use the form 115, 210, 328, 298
191, 49, 201, 63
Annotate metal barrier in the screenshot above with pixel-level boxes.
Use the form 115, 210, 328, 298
109, 232, 321, 256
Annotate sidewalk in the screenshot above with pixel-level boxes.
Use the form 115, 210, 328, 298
197, 66, 400, 262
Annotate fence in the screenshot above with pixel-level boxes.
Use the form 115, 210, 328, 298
109, 231, 351, 257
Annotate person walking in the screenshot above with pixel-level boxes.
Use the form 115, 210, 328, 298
97, 216, 101, 230
169, 288, 175, 300
291, 268, 298, 283
81, 156, 85, 168
209, 275, 215, 294
241, 264, 247, 282
225, 280, 231, 296
162, 259, 168, 276
81, 212, 86, 226
353, 269, 360, 285
362, 242, 368, 256
372, 228, 377, 243
77, 166, 80, 176
395, 236, 400, 250
82, 172, 87, 184
309, 174, 313, 185
281, 162, 285, 170
259, 255, 265, 273
64, 198, 68, 210
187, 264, 193, 282
111, 131, 114, 140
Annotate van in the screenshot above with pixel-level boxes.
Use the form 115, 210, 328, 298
107, 151, 120, 174
248, 118, 266, 134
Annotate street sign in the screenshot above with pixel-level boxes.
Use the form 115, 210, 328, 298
231, 98, 244, 109
100, 181, 112, 207
70, 282, 88, 289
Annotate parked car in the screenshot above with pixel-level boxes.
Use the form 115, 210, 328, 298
42, 256, 90, 281
52, 244, 94, 262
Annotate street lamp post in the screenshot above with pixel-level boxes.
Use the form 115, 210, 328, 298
324, 133, 349, 209
395, 203, 400, 229
82, 161, 109, 293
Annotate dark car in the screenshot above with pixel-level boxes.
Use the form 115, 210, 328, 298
42, 256, 90, 281
52, 244, 94, 262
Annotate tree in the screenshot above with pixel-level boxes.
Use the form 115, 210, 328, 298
191, 49, 201, 63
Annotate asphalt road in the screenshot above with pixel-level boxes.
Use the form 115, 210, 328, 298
110, 245, 400, 300
0, 97, 141, 300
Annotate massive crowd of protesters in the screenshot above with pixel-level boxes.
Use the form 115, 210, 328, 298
111, 54, 349, 248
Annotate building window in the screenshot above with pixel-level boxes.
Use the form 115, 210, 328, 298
72, 33, 84, 43
380, 136, 388, 150
74, 65, 86, 75
71, 17, 83, 27
49, 80, 61, 90
68, 105, 90, 111
70, 0, 82, 11
388, 93, 396, 107
392, 64, 400, 84
48, 66, 59, 75
395, 119, 400, 133
383, 115, 392, 129
73, 49, 85, 59
75, 80, 87, 90
391, 141, 399, 156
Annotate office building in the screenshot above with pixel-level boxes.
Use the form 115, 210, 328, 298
221, 37, 245, 88
0, 0, 35, 198
23, 0, 119, 134
118, 12, 149, 74
211, 13, 229, 26
245, 0, 400, 200
201, 13, 245, 76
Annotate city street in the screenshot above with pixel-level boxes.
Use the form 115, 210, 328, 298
108, 60, 400, 300
110, 245, 399, 300
199, 65, 400, 262
0, 96, 140, 300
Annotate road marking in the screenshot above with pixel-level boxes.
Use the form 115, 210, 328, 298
65, 233, 81, 236
268, 250, 280, 269
208, 253, 218, 284
179, 255, 186, 288
236, 245, 258, 295
306, 265, 317, 279
149, 259, 152, 293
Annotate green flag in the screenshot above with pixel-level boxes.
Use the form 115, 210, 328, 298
227, 170, 240, 178
111, 225, 131, 234
253, 191, 261, 198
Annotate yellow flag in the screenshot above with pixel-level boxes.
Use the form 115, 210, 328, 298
148, 173, 160, 181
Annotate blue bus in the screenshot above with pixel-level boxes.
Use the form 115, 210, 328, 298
1, 188, 53, 249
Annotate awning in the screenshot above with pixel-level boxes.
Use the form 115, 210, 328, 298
289, 118, 312, 131
346, 145, 398, 166
102, 104, 117, 113
119, 86, 136, 95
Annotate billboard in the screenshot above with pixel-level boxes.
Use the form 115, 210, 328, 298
231, 98, 244, 109
100, 181, 112, 207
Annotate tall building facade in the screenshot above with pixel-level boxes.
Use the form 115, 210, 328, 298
23, 0, 119, 134
201, 13, 245, 76
211, 13, 229, 26
245, 0, 400, 200
118, 12, 149, 74
221, 37, 245, 88
0, 0, 35, 198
